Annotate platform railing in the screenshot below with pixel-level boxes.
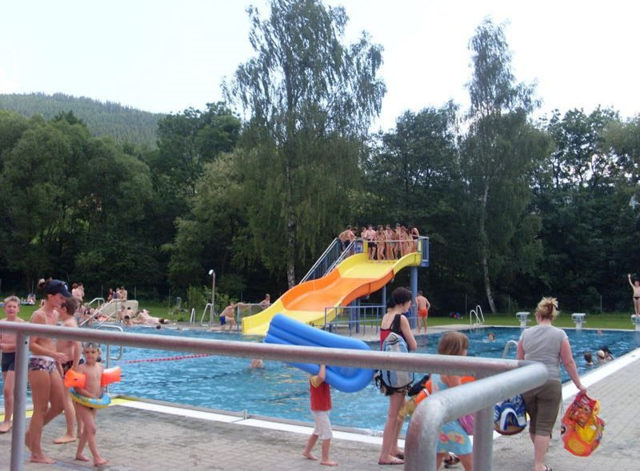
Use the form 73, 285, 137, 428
0, 322, 547, 471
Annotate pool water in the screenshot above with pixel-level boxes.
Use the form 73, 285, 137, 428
2, 327, 638, 433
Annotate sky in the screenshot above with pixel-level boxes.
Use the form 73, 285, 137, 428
1, 0, 639, 131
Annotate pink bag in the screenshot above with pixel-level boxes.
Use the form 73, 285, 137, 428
458, 414, 474, 435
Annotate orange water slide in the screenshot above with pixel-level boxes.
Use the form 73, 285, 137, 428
241, 251, 423, 336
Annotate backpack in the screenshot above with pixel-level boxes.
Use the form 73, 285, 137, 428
379, 331, 414, 390
494, 394, 527, 435
561, 393, 605, 457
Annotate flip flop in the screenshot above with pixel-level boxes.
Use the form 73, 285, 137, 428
394, 453, 405, 460
543, 467, 553, 471
378, 457, 404, 465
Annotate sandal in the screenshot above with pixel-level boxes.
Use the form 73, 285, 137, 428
444, 453, 460, 468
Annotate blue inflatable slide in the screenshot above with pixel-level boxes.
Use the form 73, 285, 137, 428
264, 314, 373, 393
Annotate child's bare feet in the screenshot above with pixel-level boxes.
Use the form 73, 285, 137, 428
303, 452, 318, 461
54, 434, 77, 444
76, 454, 90, 462
0, 422, 12, 433
30, 454, 56, 464
94, 457, 109, 467
321, 459, 338, 466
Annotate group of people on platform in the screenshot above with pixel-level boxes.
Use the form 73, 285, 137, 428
338, 223, 421, 261
106, 286, 127, 302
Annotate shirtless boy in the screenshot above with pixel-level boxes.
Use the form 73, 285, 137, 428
0, 296, 25, 433
338, 226, 355, 253
56, 297, 81, 444
416, 291, 431, 334
74, 343, 108, 466
220, 303, 237, 331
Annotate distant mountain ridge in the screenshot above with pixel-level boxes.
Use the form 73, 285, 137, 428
0, 92, 164, 148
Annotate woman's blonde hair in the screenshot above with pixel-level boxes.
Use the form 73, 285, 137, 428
536, 297, 559, 321
438, 331, 469, 356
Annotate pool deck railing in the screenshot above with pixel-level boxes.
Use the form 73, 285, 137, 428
0, 321, 547, 471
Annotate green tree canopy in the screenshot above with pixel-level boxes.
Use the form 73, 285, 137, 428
225, 0, 385, 287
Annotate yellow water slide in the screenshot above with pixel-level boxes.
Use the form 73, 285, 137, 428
241, 251, 423, 336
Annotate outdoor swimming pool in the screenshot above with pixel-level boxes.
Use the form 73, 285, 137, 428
2, 326, 639, 433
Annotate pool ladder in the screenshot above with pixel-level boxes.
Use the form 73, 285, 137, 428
502, 340, 518, 359
96, 324, 124, 393
469, 305, 485, 328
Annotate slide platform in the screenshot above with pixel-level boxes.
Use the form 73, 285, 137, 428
265, 314, 373, 392
242, 251, 422, 336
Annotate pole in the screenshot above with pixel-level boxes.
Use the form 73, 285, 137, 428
11, 332, 29, 470
410, 266, 418, 329
210, 271, 216, 326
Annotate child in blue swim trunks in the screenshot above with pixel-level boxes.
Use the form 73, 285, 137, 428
432, 332, 472, 471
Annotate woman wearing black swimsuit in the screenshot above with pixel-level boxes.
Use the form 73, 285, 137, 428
378, 288, 417, 466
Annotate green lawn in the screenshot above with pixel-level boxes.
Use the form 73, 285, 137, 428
8, 301, 638, 330
427, 312, 637, 330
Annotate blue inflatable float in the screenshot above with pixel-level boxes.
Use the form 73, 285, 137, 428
265, 314, 373, 393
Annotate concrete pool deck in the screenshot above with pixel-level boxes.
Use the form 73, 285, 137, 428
1, 325, 639, 470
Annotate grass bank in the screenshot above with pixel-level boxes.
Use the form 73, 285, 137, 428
10, 301, 637, 330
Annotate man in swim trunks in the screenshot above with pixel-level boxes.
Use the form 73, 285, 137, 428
0, 296, 25, 433
219, 303, 237, 331
416, 291, 431, 334
338, 225, 355, 253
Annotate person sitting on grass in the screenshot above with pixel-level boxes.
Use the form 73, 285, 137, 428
303, 365, 338, 466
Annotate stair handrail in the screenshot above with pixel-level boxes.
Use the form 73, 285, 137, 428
300, 238, 341, 283
469, 305, 485, 327
502, 339, 519, 359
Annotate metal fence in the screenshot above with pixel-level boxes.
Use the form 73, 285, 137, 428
0, 322, 547, 471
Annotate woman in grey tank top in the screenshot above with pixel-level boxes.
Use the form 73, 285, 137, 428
517, 297, 586, 471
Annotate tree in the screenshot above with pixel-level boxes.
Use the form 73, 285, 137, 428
167, 152, 247, 291
462, 19, 544, 313
533, 108, 632, 311
225, 0, 385, 287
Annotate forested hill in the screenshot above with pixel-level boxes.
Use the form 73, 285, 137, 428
0, 93, 163, 148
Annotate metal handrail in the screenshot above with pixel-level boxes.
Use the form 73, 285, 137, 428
300, 237, 341, 283
0, 321, 547, 471
502, 339, 519, 359
79, 299, 125, 327
200, 303, 213, 326
470, 304, 485, 327
97, 324, 125, 365
405, 362, 548, 471
87, 297, 105, 308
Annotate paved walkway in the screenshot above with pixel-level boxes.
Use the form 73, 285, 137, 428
2, 348, 639, 470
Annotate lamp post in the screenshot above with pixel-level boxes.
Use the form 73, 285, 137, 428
208, 269, 215, 325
